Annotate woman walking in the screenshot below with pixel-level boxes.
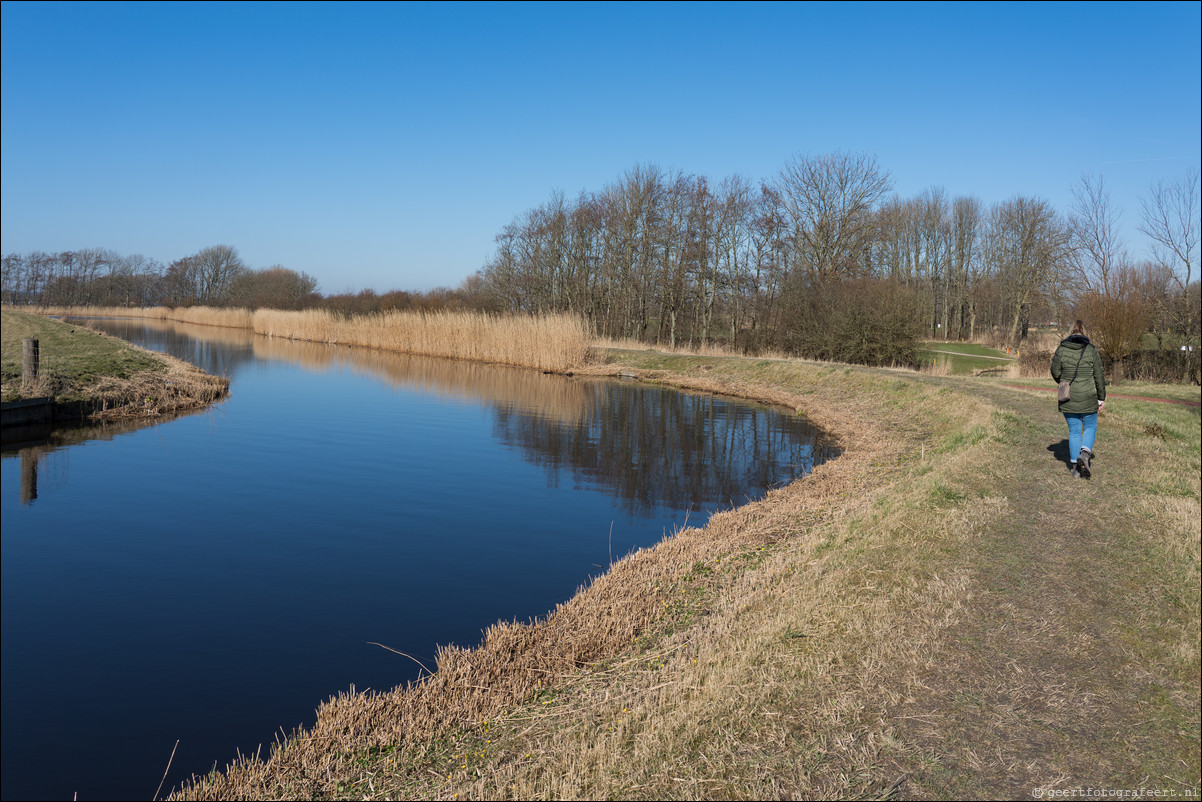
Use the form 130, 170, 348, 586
1051, 320, 1107, 478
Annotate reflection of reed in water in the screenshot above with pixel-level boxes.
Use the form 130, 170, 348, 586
252, 335, 595, 423
52, 318, 833, 519
109, 316, 258, 349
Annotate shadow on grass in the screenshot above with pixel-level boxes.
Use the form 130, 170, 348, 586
1047, 439, 1072, 469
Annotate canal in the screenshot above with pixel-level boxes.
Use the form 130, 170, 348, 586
0, 318, 834, 800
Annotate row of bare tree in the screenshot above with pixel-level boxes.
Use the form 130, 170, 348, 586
1, 245, 321, 311
469, 154, 1199, 375
2, 154, 1197, 377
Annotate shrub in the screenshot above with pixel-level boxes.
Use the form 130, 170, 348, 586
1110, 348, 1200, 385
1019, 347, 1054, 378
776, 278, 924, 368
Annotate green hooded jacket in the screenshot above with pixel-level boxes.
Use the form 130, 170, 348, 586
1050, 335, 1106, 414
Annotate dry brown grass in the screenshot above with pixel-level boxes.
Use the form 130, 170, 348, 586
253, 309, 588, 371
920, 352, 953, 376
591, 336, 795, 362
83, 356, 230, 421
969, 328, 1064, 353
164, 349, 1199, 801
167, 357, 1002, 800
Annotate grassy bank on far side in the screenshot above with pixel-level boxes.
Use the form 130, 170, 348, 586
0, 310, 229, 421
169, 348, 1199, 800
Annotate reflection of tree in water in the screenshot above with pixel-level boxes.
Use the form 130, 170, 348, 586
490, 383, 837, 518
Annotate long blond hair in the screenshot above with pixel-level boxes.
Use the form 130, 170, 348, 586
1069, 319, 1088, 338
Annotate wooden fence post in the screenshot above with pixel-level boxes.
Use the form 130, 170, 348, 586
22, 338, 39, 391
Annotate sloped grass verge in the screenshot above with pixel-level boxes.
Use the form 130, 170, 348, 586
167, 351, 1198, 800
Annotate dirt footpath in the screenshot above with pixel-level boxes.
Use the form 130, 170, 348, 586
885, 385, 1201, 799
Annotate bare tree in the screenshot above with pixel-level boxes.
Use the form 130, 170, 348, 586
1139, 167, 1200, 295
985, 196, 1072, 345
950, 196, 982, 339
776, 151, 893, 282
190, 244, 248, 305
1069, 175, 1157, 382
1079, 266, 1150, 384
1071, 174, 1127, 295
1139, 168, 1200, 377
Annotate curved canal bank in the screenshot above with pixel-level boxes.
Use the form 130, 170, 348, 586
170, 351, 1200, 800
1, 310, 229, 429
2, 320, 836, 801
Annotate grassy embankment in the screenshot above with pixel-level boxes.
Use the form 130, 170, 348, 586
0, 309, 229, 421
166, 343, 1200, 800
30, 306, 589, 372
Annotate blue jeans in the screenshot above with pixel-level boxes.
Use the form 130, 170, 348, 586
1064, 413, 1098, 463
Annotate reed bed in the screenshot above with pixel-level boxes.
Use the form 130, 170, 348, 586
13, 306, 590, 372
19, 304, 251, 329
253, 309, 589, 372
178, 307, 254, 328
26, 304, 174, 320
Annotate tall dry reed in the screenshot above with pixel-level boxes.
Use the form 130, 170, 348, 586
252, 309, 589, 371
22, 304, 173, 320
19, 304, 251, 328
10, 305, 590, 372
175, 307, 253, 328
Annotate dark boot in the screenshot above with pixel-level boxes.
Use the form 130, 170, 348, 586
1078, 448, 1092, 479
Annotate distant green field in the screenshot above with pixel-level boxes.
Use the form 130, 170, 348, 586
919, 341, 1014, 374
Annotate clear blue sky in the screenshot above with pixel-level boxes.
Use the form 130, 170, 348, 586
3, 1, 1199, 294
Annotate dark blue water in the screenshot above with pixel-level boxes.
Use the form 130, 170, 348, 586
1, 318, 833, 801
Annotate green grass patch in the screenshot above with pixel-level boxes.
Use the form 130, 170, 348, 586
1, 309, 163, 400
919, 342, 1014, 375
921, 341, 1012, 359
941, 424, 989, 452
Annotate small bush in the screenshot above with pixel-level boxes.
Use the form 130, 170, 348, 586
1019, 347, 1054, 378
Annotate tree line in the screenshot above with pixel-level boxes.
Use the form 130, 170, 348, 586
0, 245, 462, 315
3, 152, 1197, 379
473, 155, 1197, 367
0, 245, 320, 310
470, 155, 1198, 376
